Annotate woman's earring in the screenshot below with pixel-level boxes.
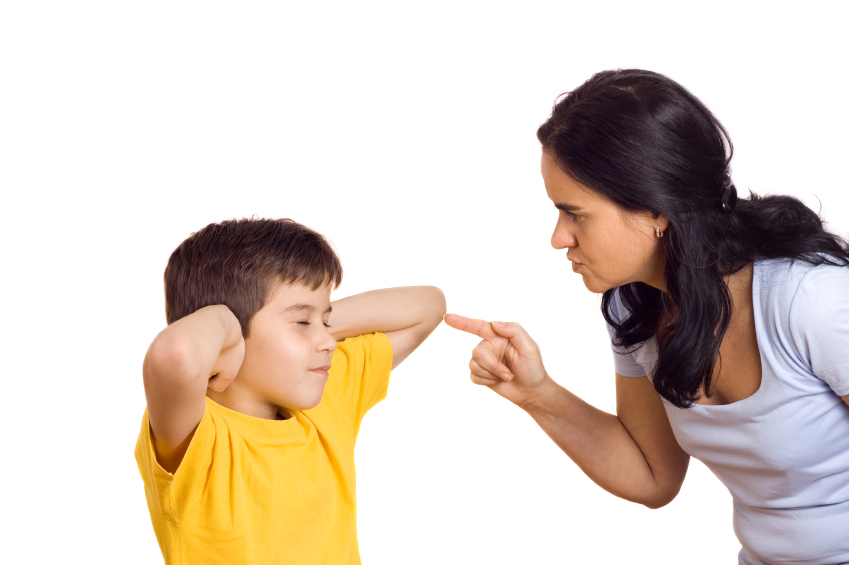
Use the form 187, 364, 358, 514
655, 226, 663, 238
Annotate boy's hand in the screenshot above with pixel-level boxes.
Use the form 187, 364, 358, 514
207, 334, 246, 392
444, 314, 551, 408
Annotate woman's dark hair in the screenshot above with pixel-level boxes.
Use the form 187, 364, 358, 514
537, 69, 849, 408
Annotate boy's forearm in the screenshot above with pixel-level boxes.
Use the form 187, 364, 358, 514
330, 286, 445, 341
148, 305, 242, 384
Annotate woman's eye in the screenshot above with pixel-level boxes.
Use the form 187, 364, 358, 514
566, 211, 580, 222
323, 323, 331, 328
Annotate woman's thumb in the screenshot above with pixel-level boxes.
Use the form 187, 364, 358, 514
489, 321, 535, 351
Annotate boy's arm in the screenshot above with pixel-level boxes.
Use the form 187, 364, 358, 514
329, 286, 446, 369
143, 305, 244, 473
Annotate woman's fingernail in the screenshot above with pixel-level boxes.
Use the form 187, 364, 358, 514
494, 321, 506, 327
501, 373, 512, 380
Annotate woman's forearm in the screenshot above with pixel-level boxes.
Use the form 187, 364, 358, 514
521, 377, 688, 508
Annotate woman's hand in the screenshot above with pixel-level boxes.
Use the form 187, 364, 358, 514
444, 313, 550, 408
445, 313, 689, 507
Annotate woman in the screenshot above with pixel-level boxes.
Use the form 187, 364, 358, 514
446, 69, 849, 565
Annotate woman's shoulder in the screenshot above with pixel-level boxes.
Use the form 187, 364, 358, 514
755, 255, 849, 296
755, 255, 849, 330
755, 257, 849, 395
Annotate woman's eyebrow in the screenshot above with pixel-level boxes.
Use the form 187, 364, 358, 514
555, 203, 582, 212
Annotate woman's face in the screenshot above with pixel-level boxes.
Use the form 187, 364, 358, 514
541, 151, 668, 293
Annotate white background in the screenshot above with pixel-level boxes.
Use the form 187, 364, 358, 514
2, 1, 847, 563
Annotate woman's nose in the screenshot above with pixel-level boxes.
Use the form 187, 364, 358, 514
551, 216, 577, 249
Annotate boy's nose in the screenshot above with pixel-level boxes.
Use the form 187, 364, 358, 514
319, 331, 338, 353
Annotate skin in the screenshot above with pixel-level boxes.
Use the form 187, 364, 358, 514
205, 283, 340, 420
446, 150, 849, 508
144, 282, 446, 473
540, 152, 668, 293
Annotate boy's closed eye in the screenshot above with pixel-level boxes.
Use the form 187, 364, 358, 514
297, 320, 332, 328
284, 302, 333, 329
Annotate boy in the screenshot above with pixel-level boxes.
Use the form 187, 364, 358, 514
135, 218, 445, 564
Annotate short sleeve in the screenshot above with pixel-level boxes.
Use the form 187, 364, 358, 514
324, 332, 393, 433
789, 265, 849, 396
606, 290, 649, 378
134, 407, 214, 524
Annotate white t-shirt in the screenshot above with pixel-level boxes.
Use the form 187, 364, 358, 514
607, 258, 849, 565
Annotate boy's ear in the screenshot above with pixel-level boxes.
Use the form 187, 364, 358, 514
207, 373, 230, 392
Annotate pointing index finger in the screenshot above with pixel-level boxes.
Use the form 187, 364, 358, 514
444, 313, 491, 338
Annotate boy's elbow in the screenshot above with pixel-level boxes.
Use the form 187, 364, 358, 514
425, 286, 447, 325
432, 286, 447, 315
146, 332, 202, 385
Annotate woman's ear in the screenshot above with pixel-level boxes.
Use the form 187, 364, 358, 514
642, 212, 669, 232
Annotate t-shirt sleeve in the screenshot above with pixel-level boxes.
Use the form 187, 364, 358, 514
789, 265, 849, 396
606, 289, 649, 378
326, 332, 393, 432
134, 407, 214, 524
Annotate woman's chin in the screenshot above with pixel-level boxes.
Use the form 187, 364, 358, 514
581, 275, 613, 294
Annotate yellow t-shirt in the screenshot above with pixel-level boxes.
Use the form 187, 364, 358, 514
134, 333, 392, 565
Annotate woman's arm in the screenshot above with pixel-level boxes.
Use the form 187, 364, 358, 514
445, 314, 689, 508
330, 286, 446, 369
524, 373, 689, 508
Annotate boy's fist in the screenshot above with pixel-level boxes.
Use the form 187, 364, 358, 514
207, 334, 245, 392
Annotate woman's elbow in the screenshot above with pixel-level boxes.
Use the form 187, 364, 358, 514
640, 482, 683, 509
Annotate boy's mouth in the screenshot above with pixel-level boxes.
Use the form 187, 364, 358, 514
310, 365, 331, 377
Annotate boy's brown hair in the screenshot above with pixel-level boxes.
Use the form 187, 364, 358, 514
164, 218, 343, 337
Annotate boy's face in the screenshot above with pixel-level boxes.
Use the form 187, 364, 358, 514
234, 281, 338, 416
